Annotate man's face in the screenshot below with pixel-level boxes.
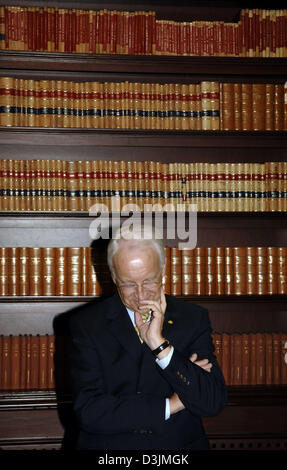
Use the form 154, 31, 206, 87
112, 241, 163, 314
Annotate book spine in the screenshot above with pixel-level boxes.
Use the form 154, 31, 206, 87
265, 83, 275, 130
221, 334, 231, 385
0, 248, 8, 296
242, 333, 250, 385
232, 334, 242, 385
39, 335, 48, 389
266, 246, 277, 295
265, 333, 273, 385
233, 83, 242, 130
10, 335, 20, 390
193, 247, 205, 295
30, 334, 40, 389
250, 333, 257, 385
246, 246, 256, 295
241, 83, 252, 130
256, 247, 267, 295
48, 335, 55, 389
8, 247, 18, 296
233, 247, 246, 295
43, 247, 56, 296
252, 83, 266, 130
256, 333, 266, 384
29, 247, 43, 296
278, 247, 287, 295
0, 6, 5, 50
162, 247, 171, 295
274, 84, 284, 131
181, 248, 193, 295
67, 247, 82, 296
20, 335, 27, 390
19, 247, 29, 296
2, 335, 11, 390
0, 76, 15, 127
206, 247, 216, 295
281, 333, 287, 384
55, 247, 67, 296
224, 247, 233, 295
170, 247, 181, 295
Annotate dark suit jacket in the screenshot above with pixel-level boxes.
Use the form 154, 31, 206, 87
69, 292, 227, 450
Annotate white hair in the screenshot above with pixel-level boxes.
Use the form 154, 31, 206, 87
107, 223, 165, 279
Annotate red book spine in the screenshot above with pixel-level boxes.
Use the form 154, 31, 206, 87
232, 334, 242, 385
26, 335, 31, 390
70, 8, 75, 53
64, 8, 70, 53
272, 333, 281, 385
48, 335, 55, 389
2, 335, 11, 390
110, 10, 117, 54
256, 333, 265, 384
11, 335, 20, 390
280, 333, 287, 385
20, 334, 27, 390
103, 9, 108, 53
39, 335, 48, 390
242, 334, 250, 385
265, 333, 273, 385
250, 333, 257, 385
221, 334, 231, 385
30, 334, 40, 389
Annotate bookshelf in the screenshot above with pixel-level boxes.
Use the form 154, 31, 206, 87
0, 1, 287, 451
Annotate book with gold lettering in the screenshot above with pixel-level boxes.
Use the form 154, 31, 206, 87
19, 247, 29, 296
29, 247, 42, 296
170, 247, 181, 296
39, 335, 48, 390
241, 83, 252, 130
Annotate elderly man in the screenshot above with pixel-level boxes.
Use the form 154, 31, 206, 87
69, 225, 227, 450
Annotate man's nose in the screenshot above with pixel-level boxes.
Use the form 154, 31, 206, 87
136, 285, 146, 300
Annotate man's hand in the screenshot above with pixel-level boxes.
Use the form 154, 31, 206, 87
190, 353, 213, 373
134, 288, 168, 357
169, 353, 213, 415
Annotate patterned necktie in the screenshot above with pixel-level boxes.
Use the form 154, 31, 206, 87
134, 311, 152, 343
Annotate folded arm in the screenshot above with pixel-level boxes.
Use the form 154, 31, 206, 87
158, 312, 227, 417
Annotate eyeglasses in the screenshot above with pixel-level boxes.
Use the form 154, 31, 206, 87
116, 278, 162, 293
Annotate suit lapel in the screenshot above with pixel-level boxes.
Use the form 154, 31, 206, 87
162, 295, 187, 352
106, 293, 143, 362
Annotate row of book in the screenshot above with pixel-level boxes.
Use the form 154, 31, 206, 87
0, 246, 286, 297
213, 332, 287, 386
1, 77, 287, 131
167, 247, 287, 296
0, 159, 286, 213
0, 332, 287, 390
0, 7, 287, 57
0, 334, 66, 391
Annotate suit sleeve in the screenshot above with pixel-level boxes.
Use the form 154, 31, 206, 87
69, 315, 166, 435
158, 307, 227, 417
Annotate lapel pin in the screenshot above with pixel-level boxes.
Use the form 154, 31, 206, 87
168, 320, 173, 325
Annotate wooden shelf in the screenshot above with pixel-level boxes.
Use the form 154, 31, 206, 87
0, 211, 285, 248
1, 386, 287, 410
1, 51, 287, 77
0, 211, 286, 218
0, 128, 287, 150
0, 295, 286, 303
